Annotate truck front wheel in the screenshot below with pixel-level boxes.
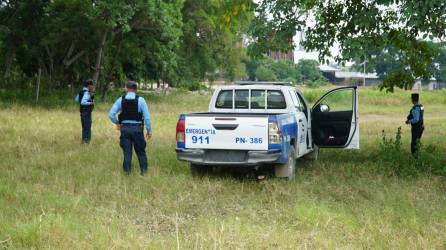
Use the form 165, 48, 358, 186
275, 146, 296, 180
304, 146, 319, 161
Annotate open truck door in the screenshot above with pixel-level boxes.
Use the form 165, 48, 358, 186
311, 86, 359, 149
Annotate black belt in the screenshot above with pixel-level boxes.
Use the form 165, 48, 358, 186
121, 123, 143, 126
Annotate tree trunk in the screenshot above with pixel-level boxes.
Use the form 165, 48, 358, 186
35, 68, 41, 103
45, 46, 54, 82
93, 29, 109, 87
4, 51, 14, 78
100, 82, 109, 100
157, 79, 160, 89
64, 50, 86, 67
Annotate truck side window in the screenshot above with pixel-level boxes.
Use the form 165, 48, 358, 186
267, 90, 286, 109
235, 90, 249, 109
215, 90, 233, 109
251, 90, 266, 109
319, 89, 353, 112
297, 91, 308, 113
289, 90, 303, 112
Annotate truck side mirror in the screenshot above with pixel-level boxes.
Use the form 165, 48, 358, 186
320, 104, 330, 113
294, 105, 301, 112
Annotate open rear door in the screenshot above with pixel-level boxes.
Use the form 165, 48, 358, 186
311, 86, 359, 149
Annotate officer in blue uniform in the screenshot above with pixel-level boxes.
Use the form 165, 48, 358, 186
75, 79, 95, 144
108, 81, 152, 176
406, 93, 424, 155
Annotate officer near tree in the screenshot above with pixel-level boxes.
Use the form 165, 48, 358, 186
75, 79, 95, 144
405, 93, 424, 155
108, 81, 152, 176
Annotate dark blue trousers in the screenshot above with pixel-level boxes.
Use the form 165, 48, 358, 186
120, 124, 148, 174
80, 110, 92, 143
411, 125, 424, 155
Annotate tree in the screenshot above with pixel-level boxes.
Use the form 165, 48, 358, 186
431, 43, 446, 83
0, 0, 254, 93
244, 57, 298, 82
179, 0, 252, 82
296, 59, 326, 83
255, 65, 277, 81
351, 42, 446, 88
249, 0, 446, 91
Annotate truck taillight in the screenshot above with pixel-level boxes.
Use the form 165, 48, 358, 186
269, 122, 282, 144
176, 119, 185, 143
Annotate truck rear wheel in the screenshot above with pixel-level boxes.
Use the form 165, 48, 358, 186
190, 164, 209, 177
275, 146, 296, 180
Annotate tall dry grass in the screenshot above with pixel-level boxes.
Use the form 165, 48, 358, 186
0, 88, 445, 248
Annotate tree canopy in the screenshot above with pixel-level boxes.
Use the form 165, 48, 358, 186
249, 0, 446, 91
0, 0, 253, 95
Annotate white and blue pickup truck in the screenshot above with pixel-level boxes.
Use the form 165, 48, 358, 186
175, 82, 359, 179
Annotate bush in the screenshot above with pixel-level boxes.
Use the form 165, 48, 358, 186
178, 80, 204, 91
255, 65, 278, 81
305, 79, 330, 88
377, 127, 446, 176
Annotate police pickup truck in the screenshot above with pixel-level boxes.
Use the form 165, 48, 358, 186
176, 82, 359, 179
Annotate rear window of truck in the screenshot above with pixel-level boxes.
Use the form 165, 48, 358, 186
267, 90, 286, 109
215, 90, 233, 108
215, 89, 286, 109
251, 90, 265, 109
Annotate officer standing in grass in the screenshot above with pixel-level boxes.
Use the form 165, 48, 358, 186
406, 93, 424, 155
108, 81, 152, 176
75, 79, 95, 144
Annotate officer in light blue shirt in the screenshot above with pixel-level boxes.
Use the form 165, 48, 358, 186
108, 81, 152, 176
75, 79, 95, 143
406, 93, 424, 155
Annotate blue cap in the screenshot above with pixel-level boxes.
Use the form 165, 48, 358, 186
83, 79, 94, 87
126, 81, 137, 89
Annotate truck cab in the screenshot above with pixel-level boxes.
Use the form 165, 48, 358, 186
176, 82, 359, 179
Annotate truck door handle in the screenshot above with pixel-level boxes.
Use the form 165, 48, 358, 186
298, 119, 303, 122
212, 124, 239, 130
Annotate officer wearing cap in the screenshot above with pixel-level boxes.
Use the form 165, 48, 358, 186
405, 93, 424, 155
108, 81, 152, 176
75, 79, 95, 144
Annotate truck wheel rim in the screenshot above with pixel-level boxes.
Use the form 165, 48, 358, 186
288, 155, 294, 176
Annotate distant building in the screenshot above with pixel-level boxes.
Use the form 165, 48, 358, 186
267, 50, 294, 62
412, 80, 445, 91
319, 65, 381, 86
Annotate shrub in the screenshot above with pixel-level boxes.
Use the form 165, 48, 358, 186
255, 65, 278, 81
178, 80, 203, 91
377, 127, 446, 176
305, 79, 330, 88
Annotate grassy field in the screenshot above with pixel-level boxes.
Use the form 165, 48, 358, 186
0, 88, 445, 249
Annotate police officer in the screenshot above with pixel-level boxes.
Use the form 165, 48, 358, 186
108, 81, 152, 176
405, 93, 424, 155
75, 79, 95, 144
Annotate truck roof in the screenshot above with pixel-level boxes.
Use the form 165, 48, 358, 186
217, 84, 296, 91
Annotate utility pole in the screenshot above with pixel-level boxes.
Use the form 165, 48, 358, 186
363, 59, 367, 87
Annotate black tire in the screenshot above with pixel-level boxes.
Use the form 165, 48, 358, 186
190, 163, 209, 177
275, 146, 296, 180
304, 146, 319, 161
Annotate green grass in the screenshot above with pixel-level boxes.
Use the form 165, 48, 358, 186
0, 88, 445, 249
